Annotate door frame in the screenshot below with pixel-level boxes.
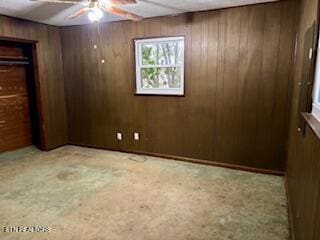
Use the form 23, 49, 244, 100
0, 36, 47, 150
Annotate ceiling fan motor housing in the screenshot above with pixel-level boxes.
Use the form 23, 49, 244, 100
89, 0, 99, 8
29, 0, 142, 21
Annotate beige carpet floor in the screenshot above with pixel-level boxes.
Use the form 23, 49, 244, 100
0, 145, 288, 240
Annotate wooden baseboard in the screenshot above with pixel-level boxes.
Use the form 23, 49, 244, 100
68, 143, 284, 176
285, 173, 295, 240
42, 143, 68, 152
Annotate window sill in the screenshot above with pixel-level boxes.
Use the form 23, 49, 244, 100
302, 112, 320, 140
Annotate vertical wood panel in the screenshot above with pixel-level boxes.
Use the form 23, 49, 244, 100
273, 0, 297, 168
61, 0, 297, 171
215, 7, 242, 163
236, 4, 265, 166
256, 3, 281, 168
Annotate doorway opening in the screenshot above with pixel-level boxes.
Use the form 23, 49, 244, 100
0, 38, 44, 153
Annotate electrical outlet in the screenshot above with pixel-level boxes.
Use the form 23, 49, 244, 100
134, 133, 139, 140
117, 133, 122, 140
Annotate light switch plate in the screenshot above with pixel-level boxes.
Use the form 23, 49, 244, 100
309, 48, 313, 59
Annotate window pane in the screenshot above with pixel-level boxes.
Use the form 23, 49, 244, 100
141, 67, 182, 89
141, 44, 157, 65
141, 41, 183, 66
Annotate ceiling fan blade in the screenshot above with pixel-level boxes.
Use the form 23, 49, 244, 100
30, 0, 86, 4
66, 7, 90, 19
107, 0, 137, 5
101, 6, 142, 21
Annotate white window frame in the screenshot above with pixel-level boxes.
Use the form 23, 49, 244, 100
312, 33, 320, 122
135, 36, 185, 96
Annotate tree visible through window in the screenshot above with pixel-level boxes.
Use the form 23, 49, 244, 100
135, 37, 185, 95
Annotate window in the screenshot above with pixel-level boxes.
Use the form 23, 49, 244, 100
312, 33, 320, 121
135, 36, 185, 95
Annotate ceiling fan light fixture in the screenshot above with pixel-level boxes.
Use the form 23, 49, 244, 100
88, 7, 103, 21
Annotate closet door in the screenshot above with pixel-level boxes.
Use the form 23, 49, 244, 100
0, 65, 32, 152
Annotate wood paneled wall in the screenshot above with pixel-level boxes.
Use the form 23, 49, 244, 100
287, 124, 320, 240
286, 0, 320, 239
0, 15, 68, 149
61, 0, 297, 172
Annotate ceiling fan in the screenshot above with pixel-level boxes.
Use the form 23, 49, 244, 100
29, 0, 143, 22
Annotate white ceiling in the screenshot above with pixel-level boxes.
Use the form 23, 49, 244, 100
0, 0, 278, 26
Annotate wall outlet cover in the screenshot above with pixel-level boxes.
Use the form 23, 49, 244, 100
134, 133, 139, 140
117, 133, 122, 140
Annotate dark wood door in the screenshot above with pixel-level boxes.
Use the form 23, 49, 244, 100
0, 65, 32, 152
